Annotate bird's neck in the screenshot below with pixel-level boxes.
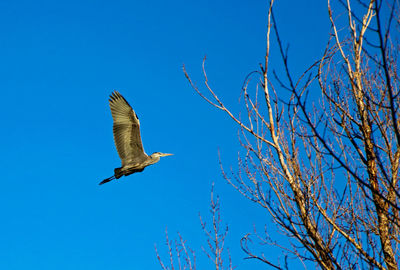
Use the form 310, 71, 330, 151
149, 155, 160, 164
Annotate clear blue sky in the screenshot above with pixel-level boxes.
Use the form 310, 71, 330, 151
0, 0, 330, 269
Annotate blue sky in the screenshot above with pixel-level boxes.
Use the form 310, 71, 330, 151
0, 0, 330, 269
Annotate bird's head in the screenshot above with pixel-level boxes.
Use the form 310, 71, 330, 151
150, 152, 173, 159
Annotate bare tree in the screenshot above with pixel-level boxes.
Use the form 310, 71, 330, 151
156, 184, 234, 270
155, 229, 196, 270
183, 0, 400, 269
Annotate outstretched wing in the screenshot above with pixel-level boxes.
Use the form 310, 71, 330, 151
109, 91, 147, 166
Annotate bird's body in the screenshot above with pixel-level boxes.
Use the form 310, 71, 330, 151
99, 91, 172, 185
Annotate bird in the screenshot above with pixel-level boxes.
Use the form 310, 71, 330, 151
99, 91, 172, 185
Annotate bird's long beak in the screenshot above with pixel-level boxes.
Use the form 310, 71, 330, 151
160, 153, 173, 157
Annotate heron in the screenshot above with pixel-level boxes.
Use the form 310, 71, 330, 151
99, 91, 172, 185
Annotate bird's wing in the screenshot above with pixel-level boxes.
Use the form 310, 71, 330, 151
109, 91, 147, 166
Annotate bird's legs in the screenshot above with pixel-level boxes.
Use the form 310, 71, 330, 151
99, 175, 116, 185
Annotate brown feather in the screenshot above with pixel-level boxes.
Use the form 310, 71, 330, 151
108, 91, 147, 166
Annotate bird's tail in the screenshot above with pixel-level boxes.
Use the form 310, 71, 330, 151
99, 175, 116, 185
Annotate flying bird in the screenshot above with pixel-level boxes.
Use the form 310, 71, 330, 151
99, 91, 172, 185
